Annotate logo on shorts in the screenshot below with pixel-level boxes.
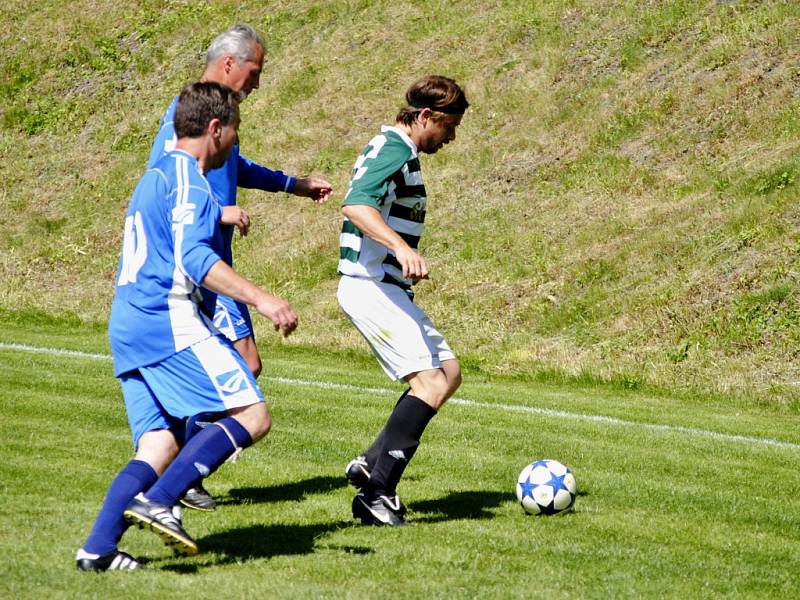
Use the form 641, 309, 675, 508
216, 369, 248, 396
213, 310, 232, 331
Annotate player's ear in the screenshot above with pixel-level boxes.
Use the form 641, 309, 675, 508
208, 118, 223, 139
418, 107, 432, 126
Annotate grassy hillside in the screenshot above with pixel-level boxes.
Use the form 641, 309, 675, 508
2, 0, 800, 403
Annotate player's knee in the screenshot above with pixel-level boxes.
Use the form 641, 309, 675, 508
134, 429, 180, 474
250, 411, 271, 441
228, 402, 271, 442
413, 373, 451, 410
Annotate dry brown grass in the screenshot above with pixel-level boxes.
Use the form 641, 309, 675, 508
3, 0, 800, 402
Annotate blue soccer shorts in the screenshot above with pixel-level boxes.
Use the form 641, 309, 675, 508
120, 335, 264, 448
213, 294, 254, 342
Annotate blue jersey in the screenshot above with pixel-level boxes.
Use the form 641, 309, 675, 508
147, 96, 297, 265
109, 150, 225, 377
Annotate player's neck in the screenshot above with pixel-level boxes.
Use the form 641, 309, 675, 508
396, 122, 422, 148
174, 139, 210, 173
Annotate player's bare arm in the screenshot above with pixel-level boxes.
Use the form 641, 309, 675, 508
294, 176, 333, 204
342, 204, 429, 281
202, 260, 298, 337
220, 205, 251, 236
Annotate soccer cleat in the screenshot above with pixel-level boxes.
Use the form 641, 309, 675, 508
352, 491, 407, 527
345, 455, 371, 488
180, 484, 217, 512
76, 548, 140, 572
124, 494, 198, 556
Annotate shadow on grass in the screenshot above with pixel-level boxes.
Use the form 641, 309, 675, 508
409, 489, 508, 522
218, 475, 348, 505
159, 520, 361, 572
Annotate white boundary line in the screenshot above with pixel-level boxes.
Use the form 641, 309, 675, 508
3, 341, 799, 452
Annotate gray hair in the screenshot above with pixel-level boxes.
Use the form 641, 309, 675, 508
205, 24, 263, 65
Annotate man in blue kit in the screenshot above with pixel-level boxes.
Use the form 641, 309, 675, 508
76, 82, 298, 571
148, 24, 332, 510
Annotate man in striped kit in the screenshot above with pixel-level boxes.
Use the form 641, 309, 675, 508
337, 76, 469, 526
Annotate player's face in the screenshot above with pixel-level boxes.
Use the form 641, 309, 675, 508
418, 114, 462, 154
226, 45, 264, 97
209, 112, 240, 169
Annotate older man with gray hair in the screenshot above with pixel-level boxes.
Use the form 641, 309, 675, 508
147, 24, 332, 511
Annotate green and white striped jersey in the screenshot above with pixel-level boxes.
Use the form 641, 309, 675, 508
339, 126, 426, 297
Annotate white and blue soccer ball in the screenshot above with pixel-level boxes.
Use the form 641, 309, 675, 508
516, 459, 577, 515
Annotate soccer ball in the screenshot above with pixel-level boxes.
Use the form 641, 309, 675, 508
516, 459, 577, 515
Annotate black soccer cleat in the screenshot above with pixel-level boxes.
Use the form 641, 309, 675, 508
124, 494, 198, 556
345, 455, 371, 488
76, 548, 140, 572
180, 484, 217, 512
352, 491, 407, 527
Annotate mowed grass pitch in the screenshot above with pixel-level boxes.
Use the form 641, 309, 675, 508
2, 327, 800, 598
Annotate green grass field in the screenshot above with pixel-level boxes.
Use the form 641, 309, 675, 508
3, 2, 800, 596
2, 319, 799, 599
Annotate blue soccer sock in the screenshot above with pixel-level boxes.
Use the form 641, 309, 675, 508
83, 459, 158, 555
181, 411, 225, 491
145, 417, 252, 507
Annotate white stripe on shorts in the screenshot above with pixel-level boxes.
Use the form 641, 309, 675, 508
191, 336, 262, 408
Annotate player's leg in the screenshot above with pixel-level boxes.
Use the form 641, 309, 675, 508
345, 389, 409, 488
365, 358, 460, 501
339, 278, 456, 525
233, 335, 261, 378
214, 295, 261, 377
178, 298, 260, 510
179, 411, 225, 511
77, 373, 181, 571
406, 359, 461, 410
350, 361, 460, 488
123, 336, 267, 553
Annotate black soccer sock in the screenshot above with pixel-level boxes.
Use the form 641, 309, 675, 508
368, 394, 436, 496
363, 389, 410, 468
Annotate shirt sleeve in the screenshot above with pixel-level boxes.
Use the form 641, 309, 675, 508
237, 153, 296, 193
343, 137, 411, 208
147, 99, 179, 169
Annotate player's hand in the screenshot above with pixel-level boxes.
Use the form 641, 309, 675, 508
220, 206, 251, 237
254, 295, 298, 337
294, 176, 333, 204
395, 246, 429, 282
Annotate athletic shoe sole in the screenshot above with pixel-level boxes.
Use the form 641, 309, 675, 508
123, 507, 198, 556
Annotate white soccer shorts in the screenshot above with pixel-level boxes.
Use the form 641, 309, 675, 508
337, 276, 455, 381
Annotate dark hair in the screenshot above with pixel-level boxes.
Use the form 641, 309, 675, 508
174, 82, 241, 139
396, 75, 469, 125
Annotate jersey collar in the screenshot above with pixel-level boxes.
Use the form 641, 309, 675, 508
381, 125, 418, 156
